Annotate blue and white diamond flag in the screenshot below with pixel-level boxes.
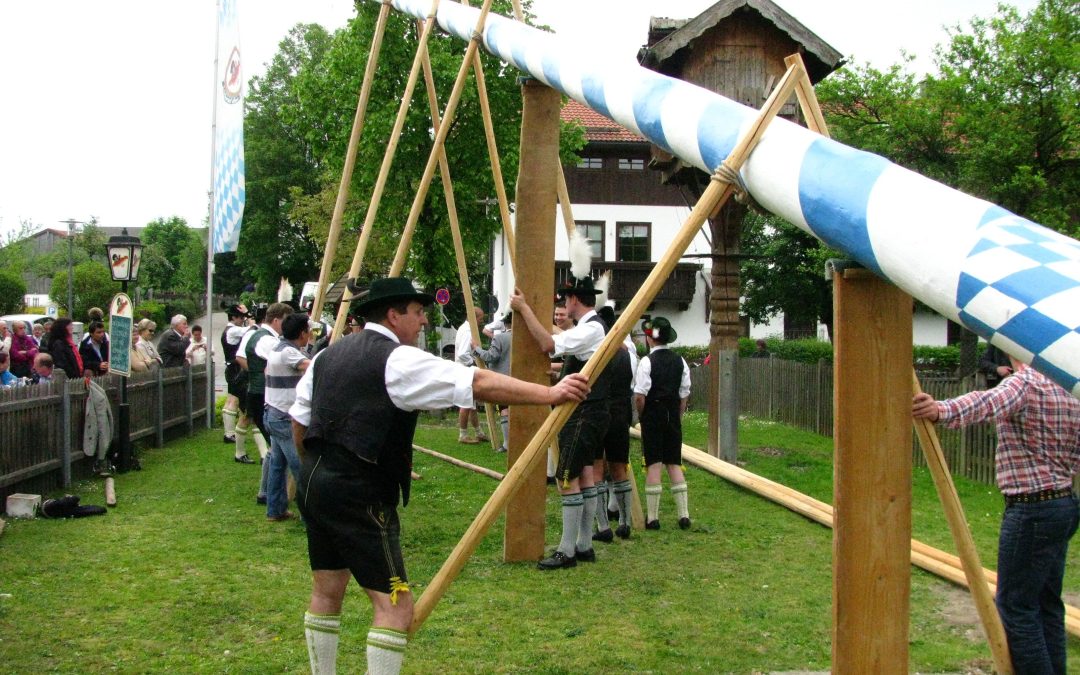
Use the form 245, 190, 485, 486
212, 0, 245, 254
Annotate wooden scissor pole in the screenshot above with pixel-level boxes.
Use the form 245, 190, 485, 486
329, 1, 442, 343
389, 0, 497, 275
311, 0, 393, 318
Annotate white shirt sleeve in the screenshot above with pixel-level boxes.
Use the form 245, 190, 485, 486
237, 329, 255, 356
386, 345, 475, 411
289, 351, 320, 427
254, 333, 279, 360
679, 358, 691, 399
550, 316, 605, 359
633, 354, 652, 396
454, 321, 474, 365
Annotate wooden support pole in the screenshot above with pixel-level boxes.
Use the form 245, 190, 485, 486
503, 79, 562, 562
414, 444, 504, 481
312, 0, 393, 316
330, 4, 441, 343
389, 0, 496, 276
912, 371, 1013, 674
416, 30, 500, 448
409, 55, 811, 636
831, 266, 912, 674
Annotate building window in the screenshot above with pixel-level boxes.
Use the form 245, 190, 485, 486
577, 157, 603, 169
576, 221, 605, 260
617, 157, 644, 170
617, 222, 650, 262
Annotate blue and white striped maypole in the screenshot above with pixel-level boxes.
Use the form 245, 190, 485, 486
389, 0, 1080, 398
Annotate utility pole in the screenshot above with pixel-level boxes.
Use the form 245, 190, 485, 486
59, 218, 86, 318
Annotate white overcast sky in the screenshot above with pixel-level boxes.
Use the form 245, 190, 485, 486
0, 0, 1037, 240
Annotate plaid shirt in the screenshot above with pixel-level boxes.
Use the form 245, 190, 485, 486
937, 365, 1080, 495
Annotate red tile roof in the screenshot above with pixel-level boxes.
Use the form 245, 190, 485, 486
561, 100, 645, 143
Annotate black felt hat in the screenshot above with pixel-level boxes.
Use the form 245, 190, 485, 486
642, 316, 677, 344
350, 277, 435, 315
556, 275, 603, 299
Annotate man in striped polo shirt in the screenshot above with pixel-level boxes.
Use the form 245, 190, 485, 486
263, 312, 312, 522
913, 353, 1080, 674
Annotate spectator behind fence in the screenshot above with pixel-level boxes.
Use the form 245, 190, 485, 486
46, 318, 83, 379
0, 319, 10, 355
0, 352, 16, 386
134, 319, 162, 367
159, 314, 190, 368
32, 322, 45, 346
9, 320, 38, 378
129, 327, 150, 373
31, 353, 54, 384
185, 324, 208, 366
78, 320, 110, 376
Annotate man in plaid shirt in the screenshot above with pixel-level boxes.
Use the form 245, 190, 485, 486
913, 354, 1080, 675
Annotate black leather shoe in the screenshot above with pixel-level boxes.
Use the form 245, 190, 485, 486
592, 528, 614, 543
256, 496, 267, 506
615, 524, 631, 539
679, 517, 692, 530
223, 435, 235, 444
234, 454, 256, 465
537, 551, 576, 570
546, 476, 557, 485
645, 520, 660, 530
575, 548, 596, 563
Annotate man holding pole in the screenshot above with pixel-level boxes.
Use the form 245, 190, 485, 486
913, 353, 1080, 674
296, 277, 589, 675
511, 276, 613, 569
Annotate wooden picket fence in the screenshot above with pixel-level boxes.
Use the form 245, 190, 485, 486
0, 364, 211, 504
689, 357, 999, 486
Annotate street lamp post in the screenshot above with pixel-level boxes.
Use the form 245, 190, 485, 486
60, 218, 86, 317
105, 229, 143, 473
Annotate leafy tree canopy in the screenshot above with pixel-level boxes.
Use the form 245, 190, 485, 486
51, 260, 114, 319
0, 269, 27, 314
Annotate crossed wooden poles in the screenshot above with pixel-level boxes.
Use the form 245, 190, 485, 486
307, 4, 1015, 671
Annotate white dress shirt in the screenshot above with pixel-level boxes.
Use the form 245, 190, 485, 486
550, 309, 605, 359
633, 345, 691, 399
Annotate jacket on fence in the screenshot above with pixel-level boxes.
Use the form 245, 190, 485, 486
82, 379, 113, 462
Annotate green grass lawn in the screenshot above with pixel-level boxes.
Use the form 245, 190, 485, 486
1, 411, 1077, 673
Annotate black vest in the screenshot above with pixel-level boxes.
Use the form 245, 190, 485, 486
245, 327, 272, 394
221, 325, 239, 364
305, 330, 419, 506
607, 347, 633, 402
561, 314, 614, 402
644, 349, 684, 404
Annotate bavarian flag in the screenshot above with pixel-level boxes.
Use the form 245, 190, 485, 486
212, 0, 245, 254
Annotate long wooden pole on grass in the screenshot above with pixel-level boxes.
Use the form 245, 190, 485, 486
416, 28, 500, 448
330, 1, 442, 343
409, 63, 807, 635
312, 0, 394, 318
912, 370, 1012, 674
389, 0, 497, 276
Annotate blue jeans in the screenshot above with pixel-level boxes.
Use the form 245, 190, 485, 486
996, 495, 1079, 675
264, 406, 301, 518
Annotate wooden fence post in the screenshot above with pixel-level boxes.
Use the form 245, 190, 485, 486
185, 365, 194, 436
155, 367, 164, 448
61, 377, 72, 487
831, 265, 912, 673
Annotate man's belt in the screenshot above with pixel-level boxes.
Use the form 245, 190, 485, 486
1004, 487, 1074, 506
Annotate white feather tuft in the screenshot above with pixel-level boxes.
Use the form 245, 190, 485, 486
276, 277, 293, 304
568, 230, 592, 279
595, 270, 611, 299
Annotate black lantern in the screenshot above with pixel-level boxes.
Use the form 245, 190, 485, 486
105, 229, 143, 283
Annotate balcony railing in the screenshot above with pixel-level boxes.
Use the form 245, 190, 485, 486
554, 260, 702, 310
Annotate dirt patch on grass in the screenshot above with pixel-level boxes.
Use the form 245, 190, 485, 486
937, 585, 982, 641
751, 446, 787, 457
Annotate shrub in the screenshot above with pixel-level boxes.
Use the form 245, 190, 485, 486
134, 301, 166, 328
165, 298, 199, 324
0, 269, 26, 314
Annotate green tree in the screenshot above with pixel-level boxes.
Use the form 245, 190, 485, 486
175, 230, 208, 295
0, 269, 27, 314
139, 216, 196, 293
29, 220, 109, 283
51, 261, 114, 319
0, 221, 37, 278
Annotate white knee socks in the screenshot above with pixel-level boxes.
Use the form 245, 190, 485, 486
223, 408, 237, 437
234, 424, 248, 459
671, 481, 689, 519
646, 484, 662, 522
366, 627, 408, 675
304, 612, 340, 675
